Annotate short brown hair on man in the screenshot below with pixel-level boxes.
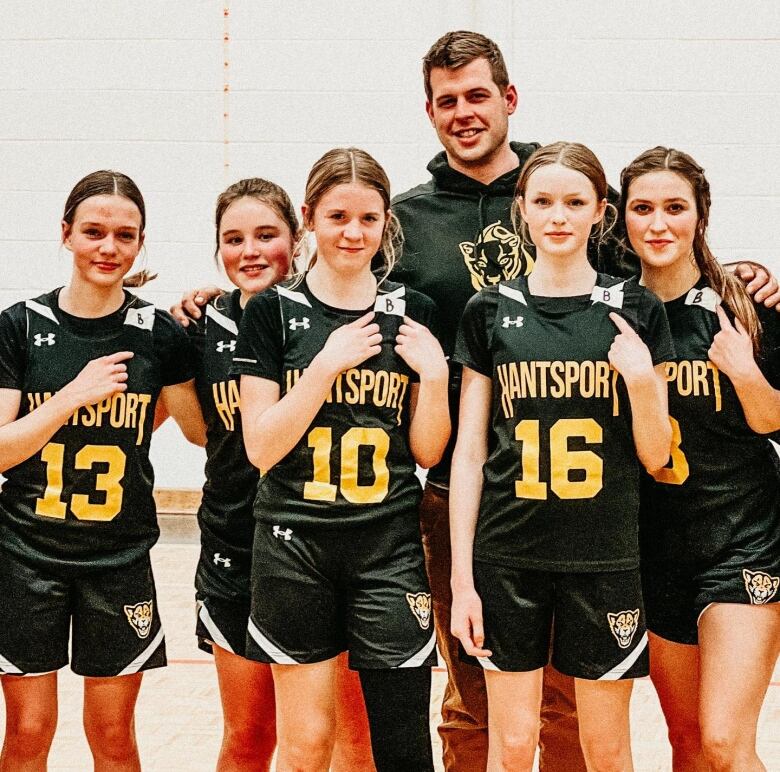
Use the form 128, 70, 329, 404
422, 30, 510, 101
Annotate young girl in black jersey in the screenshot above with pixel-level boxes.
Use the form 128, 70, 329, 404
178, 177, 374, 771
450, 142, 673, 772
0, 171, 202, 770
622, 147, 780, 772
232, 147, 450, 772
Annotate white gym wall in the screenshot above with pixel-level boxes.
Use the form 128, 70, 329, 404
1, 1, 777, 487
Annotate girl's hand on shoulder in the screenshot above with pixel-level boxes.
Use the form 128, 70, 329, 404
451, 585, 492, 658
395, 317, 449, 381
60, 351, 134, 410
709, 305, 760, 384
314, 311, 382, 377
608, 312, 654, 385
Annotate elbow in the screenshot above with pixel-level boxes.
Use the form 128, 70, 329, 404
641, 443, 672, 475
244, 439, 272, 473
411, 424, 451, 469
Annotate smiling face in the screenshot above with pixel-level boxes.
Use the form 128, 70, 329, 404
62, 194, 144, 289
426, 57, 517, 174
218, 196, 294, 300
304, 182, 387, 276
518, 163, 606, 261
625, 170, 699, 272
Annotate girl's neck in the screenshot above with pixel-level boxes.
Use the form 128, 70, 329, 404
306, 260, 377, 309
527, 250, 597, 296
59, 274, 127, 318
641, 258, 701, 302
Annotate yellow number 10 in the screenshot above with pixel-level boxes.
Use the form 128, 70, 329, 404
303, 427, 390, 504
35, 443, 127, 521
515, 418, 603, 500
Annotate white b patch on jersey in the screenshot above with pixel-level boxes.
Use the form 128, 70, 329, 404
375, 286, 406, 317
685, 286, 721, 313
591, 282, 626, 310
124, 305, 156, 331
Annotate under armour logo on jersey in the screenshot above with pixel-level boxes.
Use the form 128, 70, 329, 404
213, 553, 232, 568
216, 340, 236, 353
272, 525, 293, 541
288, 317, 310, 331
33, 333, 56, 346
501, 315, 524, 328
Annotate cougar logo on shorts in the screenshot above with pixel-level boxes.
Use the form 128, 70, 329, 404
607, 609, 640, 649
124, 600, 154, 639
742, 569, 779, 605
405, 592, 432, 630
459, 221, 531, 291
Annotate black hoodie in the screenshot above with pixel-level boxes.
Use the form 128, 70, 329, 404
390, 141, 637, 484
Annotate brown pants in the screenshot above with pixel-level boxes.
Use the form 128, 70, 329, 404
420, 485, 587, 772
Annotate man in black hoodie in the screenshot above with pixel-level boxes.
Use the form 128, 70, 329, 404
390, 31, 601, 772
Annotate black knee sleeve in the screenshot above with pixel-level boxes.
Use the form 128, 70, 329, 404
358, 667, 434, 772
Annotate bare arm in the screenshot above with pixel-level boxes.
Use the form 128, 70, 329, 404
0, 351, 133, 473
449, 367, 492, 658
709, 306, 780, 433
169, 286, 225, 327
241, 311, 382, 471
608, 313, 671, 473
158, 379, 207, 446
395, 317, 450, 468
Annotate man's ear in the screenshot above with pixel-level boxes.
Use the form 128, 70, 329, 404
504, 84, 519, 116
425, 100, 436, 126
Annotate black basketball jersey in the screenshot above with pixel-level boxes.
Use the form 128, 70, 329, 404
455, 274, 675, 571
232, 279, 436, 528
0, 289, 194, 571
640, 279, 780, 563
191, 290, 257, 557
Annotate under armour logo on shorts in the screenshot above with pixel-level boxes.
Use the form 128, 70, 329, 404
273, 525, 293, 541
213, 553, 232, 567
33, 333, 56, 346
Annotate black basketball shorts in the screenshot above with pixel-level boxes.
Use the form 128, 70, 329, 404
245, 512, 437, 669
470, 561, 648, 680
0, 547, 165, 677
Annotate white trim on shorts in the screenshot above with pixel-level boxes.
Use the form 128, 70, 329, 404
476, 656, 501, 671
697, 602, 716, 627
0, 652, 24, 675
116, 627, 165, 676
198, 600, 235, 654
247, 618, 299, 665
597, 632, 648, 681
397, 630, 437, 668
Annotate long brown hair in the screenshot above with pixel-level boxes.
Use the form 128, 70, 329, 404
620, 147, 760, 353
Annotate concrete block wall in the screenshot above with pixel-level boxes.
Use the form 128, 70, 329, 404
1, 1, 778, 486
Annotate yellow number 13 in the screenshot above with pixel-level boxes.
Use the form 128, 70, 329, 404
36, 443, 127, 521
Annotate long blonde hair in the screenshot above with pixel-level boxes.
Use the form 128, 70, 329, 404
292, 147, 402, 286
620, 147, 761, 354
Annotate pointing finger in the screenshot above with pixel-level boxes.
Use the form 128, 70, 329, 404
715, 304, 733, 330
609, 312, 634, 335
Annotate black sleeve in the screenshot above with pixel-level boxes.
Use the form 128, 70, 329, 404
230, 289, 285, 384
452, 290, 496, 376
0, 303, 28, 390
404, 288, 439, 339
185, 312, 207, 379
757, 304, 780, 389
637, 288, 676, 366
154, 311, 197, 386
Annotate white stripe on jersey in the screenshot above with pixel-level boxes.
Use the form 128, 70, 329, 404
25, 299, 59, 325
498, 284, 528, 306
206, 304, 239, 335
116, 627, 165, 676
397, 629, 437, 668
247, 618, 298, 664
475, 655, 501, 671
597, 631, 648, 680
277, 286, 312, 308
198, 601, 235, 654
